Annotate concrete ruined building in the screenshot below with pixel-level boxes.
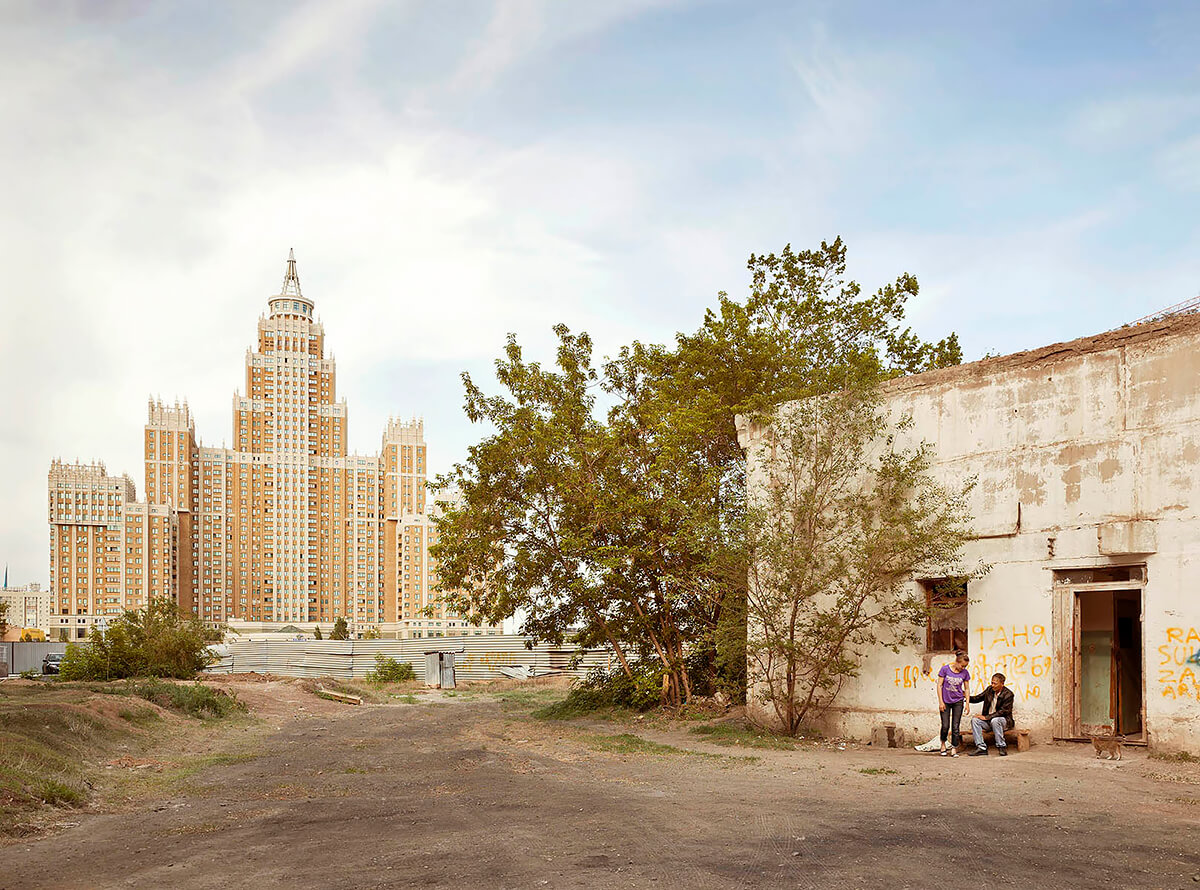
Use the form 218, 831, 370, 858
739, 312, 1200, 752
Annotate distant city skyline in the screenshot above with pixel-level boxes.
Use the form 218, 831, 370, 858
45, 254, 495, 637
2, 0, 1198, 585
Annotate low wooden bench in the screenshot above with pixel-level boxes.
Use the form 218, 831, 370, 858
957, 727, 1030, 753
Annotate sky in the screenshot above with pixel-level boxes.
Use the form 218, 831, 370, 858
1, 0, 1199, 586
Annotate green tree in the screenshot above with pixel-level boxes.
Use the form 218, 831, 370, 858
432, 239, 962, 705
58, 598, 223, 681
329, 617, 349, 641
744, 386, 978, 734
313, 625, 323, 640
629, 238, 961, 697
431, 327, 635, 667
0, 600, 8, 637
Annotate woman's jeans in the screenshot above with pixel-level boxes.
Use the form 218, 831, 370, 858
939, 700, 964, 746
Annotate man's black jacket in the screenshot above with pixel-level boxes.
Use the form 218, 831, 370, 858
968, 686, 1015, 729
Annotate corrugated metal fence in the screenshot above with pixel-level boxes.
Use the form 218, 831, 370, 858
0, 642, 69, 676
203, 636, 613, 682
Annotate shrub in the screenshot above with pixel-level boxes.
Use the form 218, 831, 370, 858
537, 662, 664, 719
117, 706, 162, 725
19, 669, 39, 680
366, 654, 416, 683
38, 779, 86, 807
58, 599, 222, 681
130, 679, 246, 719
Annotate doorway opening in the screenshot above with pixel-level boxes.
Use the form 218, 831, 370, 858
1052, 566, 1146, 742
1078, 590, 1143, 738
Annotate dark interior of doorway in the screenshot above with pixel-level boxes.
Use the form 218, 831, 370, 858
1078, 589, 1143, 738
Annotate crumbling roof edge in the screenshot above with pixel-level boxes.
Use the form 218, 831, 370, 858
881, 310, 1200, 394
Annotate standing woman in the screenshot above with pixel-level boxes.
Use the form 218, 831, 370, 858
937, 650, 971, 756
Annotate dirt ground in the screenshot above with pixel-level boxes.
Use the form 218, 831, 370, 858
3, 679, 1199, 890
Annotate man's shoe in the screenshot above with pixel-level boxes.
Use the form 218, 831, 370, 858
968, 747, 988, 756
998, 747, 1007, 756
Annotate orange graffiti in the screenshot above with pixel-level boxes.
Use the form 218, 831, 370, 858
892, 655, 1049, 701
1157, 631, 1200, 702
976, 625, 1048, 651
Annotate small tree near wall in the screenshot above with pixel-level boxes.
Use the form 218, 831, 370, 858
746, 385, 978, 735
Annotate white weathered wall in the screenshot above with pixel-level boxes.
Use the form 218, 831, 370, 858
742, 315, 1200, 751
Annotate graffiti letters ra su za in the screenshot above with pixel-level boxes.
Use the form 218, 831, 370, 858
1159, 627, 1200, 701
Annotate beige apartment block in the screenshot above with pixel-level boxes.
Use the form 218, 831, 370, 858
740, 312, 1200, 752
47, 460, 137, 639
0, 583, 53, 638
49, 252, 497, 639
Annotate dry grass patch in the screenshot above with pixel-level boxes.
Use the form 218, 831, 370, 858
687, 721, 806, 750
0, 680, 254, 837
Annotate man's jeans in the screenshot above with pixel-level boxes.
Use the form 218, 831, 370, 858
971, 715, 1008, 749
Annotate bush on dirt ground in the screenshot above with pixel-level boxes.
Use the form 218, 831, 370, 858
365, 654, 416, 683
58, 598, 223, 681
129, 679, 246, 719
536, 663, 667, 718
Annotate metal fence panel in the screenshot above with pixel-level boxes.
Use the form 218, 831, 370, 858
202, 636, 612, 682
6, 642, 70, 675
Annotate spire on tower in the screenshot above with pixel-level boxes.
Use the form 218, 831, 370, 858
281, 248, 303, 297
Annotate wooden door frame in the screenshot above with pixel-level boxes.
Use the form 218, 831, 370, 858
1052, 579, 1147, 741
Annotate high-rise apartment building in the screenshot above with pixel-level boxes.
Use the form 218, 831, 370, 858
48, 253, 496, 639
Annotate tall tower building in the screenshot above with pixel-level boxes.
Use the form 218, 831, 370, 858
48, 252, 497, 639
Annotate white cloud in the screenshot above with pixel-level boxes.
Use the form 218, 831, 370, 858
1066, 93, 1200, 151
0, 0, 692, 585
787, 23, 903, 161
1157, 133, 1200, 191
444, 0, 681, 95
852, 202, 1200, 362
222, 0, 385, 97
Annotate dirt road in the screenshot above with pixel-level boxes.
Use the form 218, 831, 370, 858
4, 685, 1199, 889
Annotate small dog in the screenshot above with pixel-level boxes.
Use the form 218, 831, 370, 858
1091, 735, 1123, 761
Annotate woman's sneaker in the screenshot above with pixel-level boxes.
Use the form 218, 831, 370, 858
950, 747, 959, 757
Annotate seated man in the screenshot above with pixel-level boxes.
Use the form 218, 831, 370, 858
967, 672, 1015, 756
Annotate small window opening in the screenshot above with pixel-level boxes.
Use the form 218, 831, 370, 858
922, 577, 968, 653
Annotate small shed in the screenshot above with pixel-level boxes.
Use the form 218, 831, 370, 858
424, 650, 458, 689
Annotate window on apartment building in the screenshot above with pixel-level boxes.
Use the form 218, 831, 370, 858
920, 577, 969, 653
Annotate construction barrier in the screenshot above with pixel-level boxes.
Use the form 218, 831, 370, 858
0, 642, 70, 677
203, 636, 613, 682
